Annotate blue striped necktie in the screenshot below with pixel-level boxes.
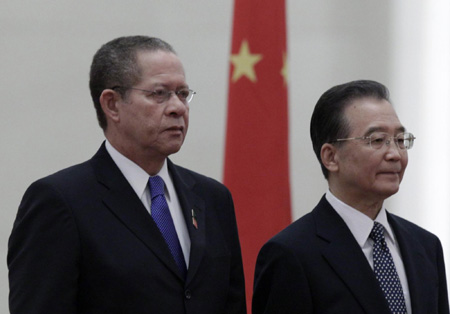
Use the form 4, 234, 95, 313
148, 175, 187, 279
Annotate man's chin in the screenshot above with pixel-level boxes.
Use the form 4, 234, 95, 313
379, 185, 400, 199
164, 144, 183, 157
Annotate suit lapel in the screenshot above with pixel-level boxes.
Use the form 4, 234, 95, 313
314, 196, 391, 314
168, 160, 206, 285
388, 214, 431, 313
90, 144, 183, 280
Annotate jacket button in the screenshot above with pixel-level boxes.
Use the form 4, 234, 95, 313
185, 290, 192, 299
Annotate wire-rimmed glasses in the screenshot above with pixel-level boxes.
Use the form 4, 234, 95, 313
332, 132, 416, 150
112, 86, 196, 104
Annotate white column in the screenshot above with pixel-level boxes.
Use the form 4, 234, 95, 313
390, 0, 450, 285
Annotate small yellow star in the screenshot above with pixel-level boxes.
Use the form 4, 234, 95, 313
230, 40, 263, 83
281, 52, 288, 86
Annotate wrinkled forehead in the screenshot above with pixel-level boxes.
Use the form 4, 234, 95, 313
136, 50, 187, 86
344, 97, 404, 135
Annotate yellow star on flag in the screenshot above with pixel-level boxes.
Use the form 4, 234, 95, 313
230, 40, 263, 83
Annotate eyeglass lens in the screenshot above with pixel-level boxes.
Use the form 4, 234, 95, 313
369, 133, 414, 150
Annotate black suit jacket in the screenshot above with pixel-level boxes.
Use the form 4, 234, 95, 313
8, 143, 246, 314
253, 195, 449, 314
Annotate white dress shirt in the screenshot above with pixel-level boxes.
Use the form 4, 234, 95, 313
326, 190, 412, 313
105, 140, 191, 267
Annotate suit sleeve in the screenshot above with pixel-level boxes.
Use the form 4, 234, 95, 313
222, 189, 247, 314
8, 179, 80, 314
252, 240, 313, 314
436, 238, 450, 314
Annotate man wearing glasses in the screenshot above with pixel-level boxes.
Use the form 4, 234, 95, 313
253, 80, 449, 314
8, 36, 246, 314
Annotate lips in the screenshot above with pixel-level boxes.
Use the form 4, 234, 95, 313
377, 170, 401, 178
380, 168, 401, 173
165, 126, 184, 133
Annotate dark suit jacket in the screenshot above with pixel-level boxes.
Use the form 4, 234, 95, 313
8, 143, 246, 314
253, 195, 449, 314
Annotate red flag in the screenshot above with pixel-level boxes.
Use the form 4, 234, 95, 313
223, 0, 291, 311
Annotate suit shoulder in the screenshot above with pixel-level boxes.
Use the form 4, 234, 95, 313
389, 213, 442, 243
32, 160, 92, 185
25, 160, 94, 199
171, 163, 229, 192
266, 212, 316, 248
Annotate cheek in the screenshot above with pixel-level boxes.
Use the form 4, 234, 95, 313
184, 113, 189, 132
354, 156, 379, 180
399, 154, 408, 178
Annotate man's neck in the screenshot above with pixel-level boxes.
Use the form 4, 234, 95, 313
106, 138, 166, 176
328, 186, 383, 220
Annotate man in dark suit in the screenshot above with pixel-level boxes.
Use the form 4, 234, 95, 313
8, 36, 246, 314
253, 80, 449, 313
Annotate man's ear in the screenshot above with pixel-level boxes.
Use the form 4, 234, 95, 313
321, 143, 339, 173
99, 89, 121, 123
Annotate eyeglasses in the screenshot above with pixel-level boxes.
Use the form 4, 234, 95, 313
112, 86, 196, 104
332, 132, 416, 150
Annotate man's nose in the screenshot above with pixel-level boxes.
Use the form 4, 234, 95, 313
166, 93, 188, 115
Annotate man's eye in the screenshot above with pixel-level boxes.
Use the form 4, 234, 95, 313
372, 137, 385, 143
177, 90, 189, 100
153, 89, 168, 97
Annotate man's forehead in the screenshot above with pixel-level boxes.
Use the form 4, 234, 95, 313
136, 50, 186, 83
363, 125, 406, 136
344, 98, 404, 132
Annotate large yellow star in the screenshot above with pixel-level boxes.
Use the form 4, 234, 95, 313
230, 40, 263, 83
281, 52, 288, 86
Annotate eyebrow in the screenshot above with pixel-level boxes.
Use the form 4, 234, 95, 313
363, 126, 406, 136
150, 82, 189, 89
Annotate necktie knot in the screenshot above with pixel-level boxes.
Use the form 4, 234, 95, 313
369, 221, 386, 244
149, 176, 165, 199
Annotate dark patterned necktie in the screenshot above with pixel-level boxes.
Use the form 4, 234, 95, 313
369, 221, 407, 314
148, 176, 187, 279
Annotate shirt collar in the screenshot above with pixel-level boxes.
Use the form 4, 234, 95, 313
325, 189, 396, 247
105, 140, 171, 200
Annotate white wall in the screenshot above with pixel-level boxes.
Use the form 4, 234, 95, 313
1, 1, 447, 312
